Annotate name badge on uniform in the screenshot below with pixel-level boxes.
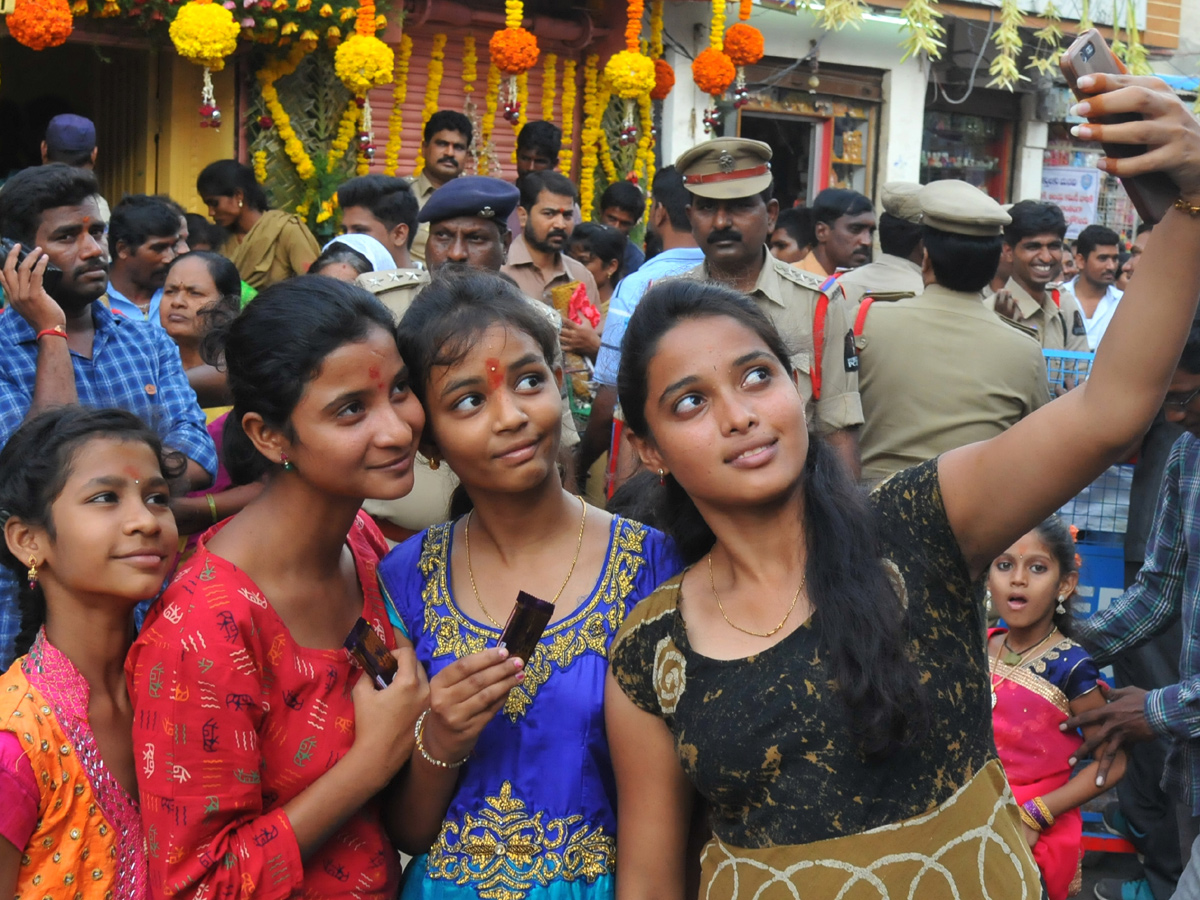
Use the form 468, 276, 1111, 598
1072, 311, 1087, 336
843, 330, 859, 372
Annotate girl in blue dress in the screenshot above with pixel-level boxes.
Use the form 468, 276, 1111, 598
377, 270, 682, 900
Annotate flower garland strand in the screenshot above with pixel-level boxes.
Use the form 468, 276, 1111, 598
634, 90, 655, 203
596, 75, 618, 186
253, 149, 269, 183
169, 0, 239, 126
384, 33, 413, 176
605, 0, 655, 148
492, 0, 539, 125
579, 54, 601, 220
726, 0, 763, 108
412, 32, 448, 177
541, 53, 557, 123
479, 60, 503, 176
559, 58, 578, 175
462, 35, 481, 170
648, 0, 674, 102
517, 71, 530, 130
1030, 0, 1063, 75
987, 0, 1028, 90
693, 0, 735, 131
258, 45, 317, 182
898, 0, 945, 62
329, 95, 361, 172
8, 0, 74, 50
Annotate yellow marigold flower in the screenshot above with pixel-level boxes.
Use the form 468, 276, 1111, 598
339, 5, 354, 20
318, 3, 331, 15
280, 21, 297, 33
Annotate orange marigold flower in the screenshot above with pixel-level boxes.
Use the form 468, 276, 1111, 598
489, 26, 539, 75
692, 47, 735, 96
650, 58, 675, 101
8, 0, 73, 50
724, 23, 763, 67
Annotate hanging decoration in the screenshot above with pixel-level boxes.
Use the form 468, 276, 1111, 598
332, 0, 391, 169
560, 58, 578, 175
169, 0, 239, 127
579, 54, 601, 220
7, 0, 74, 50
1110, 0, 1125, 62
1030, 0, 1064, 75
648, 0, 674, 102
987, 0, 1028, 90
633, 92, 655, 190
898, 0, 945, 62
693, 0, 735, 132
479, 61, 502, 176
817, 0, 867, 31
596, 74, 618, 186
329, 95, 362, 172
541, 53, 558, 123
257, 46, 318, 182
1078, 0, 1093, 32
1123, 0, 1151, 74
516, 71, 530, 132
725, 0, 763, 109
492, 0, 540, 126
411, 32, 449, 177
462, 36, 481, 167
384, 33, 413, 176
253, 149, 270, 184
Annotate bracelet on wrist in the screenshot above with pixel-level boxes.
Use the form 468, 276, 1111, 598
1174, 197, 1200, 217
1018, 804, 1043, 832
414, 710, 469, 770
205, 493, 219, 524
35, 325, 67, 341
1021, 798, 1054, 831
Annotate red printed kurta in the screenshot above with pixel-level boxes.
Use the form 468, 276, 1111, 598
126, 512, 401, 899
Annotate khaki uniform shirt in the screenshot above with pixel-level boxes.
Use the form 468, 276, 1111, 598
681, 250, 863, 433
408, 172, 439, 265
220, 209, 321, 290
984, 278, 1090, 352
355, 269, 578, 535
501, 233, 601, 309
857, 284, 1050, 483
837, 254, 925, 307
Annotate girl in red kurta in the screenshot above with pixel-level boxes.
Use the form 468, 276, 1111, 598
128, 276, 431, 899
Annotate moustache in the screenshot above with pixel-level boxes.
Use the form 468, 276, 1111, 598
73, 262, 109, 278
707, 230, 743, 244
438, 157, 460, 167
546, 230, 569, 243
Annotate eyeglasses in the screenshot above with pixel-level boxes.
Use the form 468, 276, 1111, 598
1164, 386, 1200, 410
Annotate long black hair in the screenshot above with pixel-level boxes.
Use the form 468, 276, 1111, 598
196, 160, 269, 213
0, 407, 185, 656
1031, 516, 1082, 639
617, 279, 928, 762
202, 275, 396, 485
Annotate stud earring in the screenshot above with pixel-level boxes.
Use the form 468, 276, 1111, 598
26, 557, 38, 590
1056, 594, 1067, 616
238, 200, 243, 209
984, 588, 992, 604
658, 468, 666, 485
428, 457, 441, 471
280, 452, 296, 473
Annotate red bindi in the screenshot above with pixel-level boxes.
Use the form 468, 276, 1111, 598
485, 357, 503, 390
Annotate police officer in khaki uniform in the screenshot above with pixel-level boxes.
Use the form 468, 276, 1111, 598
985, 199, 1089, 352
837, 182, 926, 307
856, 180, 1050, 483
674, 137, 864, 474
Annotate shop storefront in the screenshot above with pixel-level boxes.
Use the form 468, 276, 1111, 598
920, 88, 1019, 202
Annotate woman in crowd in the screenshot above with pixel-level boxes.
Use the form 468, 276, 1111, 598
0, 406, 183, 899
159, 251, 263, 537
987, 517, 1123, 899
129, 276, 431, 898
568, 223, 626, 316
605, 75, 1200, 898
311, 234, 397, 282
196, 159, 319, 289
377, 270, 681, 900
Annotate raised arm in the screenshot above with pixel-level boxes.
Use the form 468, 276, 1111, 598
941, 75, 1200, 576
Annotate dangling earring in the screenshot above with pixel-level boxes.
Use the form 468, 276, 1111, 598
428, 457, 441, 471
280, 452, 296, 473
658, 469, 666, 485
238, 200, 244, 209
26, 557, 38, 590
1056, 594, 1067, 616
984, 588, 992, 604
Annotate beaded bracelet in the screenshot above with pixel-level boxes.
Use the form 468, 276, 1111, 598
414, 710, 469, 769
1174, 197, 1200, 217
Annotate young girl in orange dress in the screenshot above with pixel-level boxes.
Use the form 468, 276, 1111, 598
987, 518, 1126, 899
0, 406, 183, 899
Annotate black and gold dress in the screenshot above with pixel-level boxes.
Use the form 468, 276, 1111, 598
610, 460, 1043, 899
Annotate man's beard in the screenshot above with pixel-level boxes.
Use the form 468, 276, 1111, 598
525, 224, 568, 255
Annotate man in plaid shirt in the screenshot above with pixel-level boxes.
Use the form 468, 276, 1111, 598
0, 164, 216, 668
1068, 313, 1200, 898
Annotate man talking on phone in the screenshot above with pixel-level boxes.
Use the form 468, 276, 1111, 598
0, 164, 215, 668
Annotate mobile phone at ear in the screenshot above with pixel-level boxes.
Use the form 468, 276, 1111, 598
0, 237, 64, 296
1059, 29, 1177, 224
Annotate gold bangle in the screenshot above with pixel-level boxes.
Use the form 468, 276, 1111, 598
1018, 805, 1043, 832
1173, 197, 1200, 217
1032, 796, 1056, 828
414, 710, 469, 769
205, 493, 219, 524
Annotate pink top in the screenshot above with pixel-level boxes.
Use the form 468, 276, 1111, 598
0, 729, 37, 849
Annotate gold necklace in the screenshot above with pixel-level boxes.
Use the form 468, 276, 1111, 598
707, 553, 806, 639
465, 495, 588, 627
989, 625, 1058, 708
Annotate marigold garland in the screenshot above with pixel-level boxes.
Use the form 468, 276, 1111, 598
649, 0, 665, 57
384, 32, 412, 175
516, 70, 529, 131
490, 27, 539, 76
257, 45, 317, 182
604, 50, 656, 100
596, 76, 618, 185
541, 53, 557, 123
8, 0, 73, 49
693, 47, 736, 96
648, 0, 673, 101
578, 54, 601, 220
624, 0, 644, 50
329, 95, 361, 172
411, 32, 447, 177
709, 0, 725, 51
635, 91, 654, 198
253, 148, 269, 183
334, 33, 393, 93
987, 0, 1028, 90
479, 60, 502, 176
724, 23, 763, 67
462, 36, 478, 95
651, 58, 675, 100
169, 0, 239, 68
898, 0, 945, 62
559, 58, 578, 174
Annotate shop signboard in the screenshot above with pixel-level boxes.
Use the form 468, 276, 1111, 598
1041, 166, 1101, 239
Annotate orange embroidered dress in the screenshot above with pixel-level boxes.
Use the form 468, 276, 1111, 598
0, 629, 147, 899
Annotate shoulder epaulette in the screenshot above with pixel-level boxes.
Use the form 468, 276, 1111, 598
775, 261, 830, 293
357, 268, 430, 293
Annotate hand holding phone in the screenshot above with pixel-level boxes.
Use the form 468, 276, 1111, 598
497, 591, 555, 664
0, 238, 64, 299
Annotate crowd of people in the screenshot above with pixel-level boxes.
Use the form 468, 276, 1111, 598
0, 73, 1199, 900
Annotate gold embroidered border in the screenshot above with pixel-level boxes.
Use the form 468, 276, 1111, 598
426, 781, 615, 900
990, 656, 1070, 715
419, 519, 651, 720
